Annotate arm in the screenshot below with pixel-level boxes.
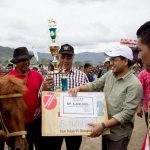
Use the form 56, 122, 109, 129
69, 72, 108, 96
38, 75, 54, 98
89, 118, 119, 137
68, 84, 90, 96
113, 84, 143, 125
89, 83, 143, 137
136, 101, 143, 118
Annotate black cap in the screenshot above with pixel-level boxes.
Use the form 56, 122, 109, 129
59, 44, 74, 55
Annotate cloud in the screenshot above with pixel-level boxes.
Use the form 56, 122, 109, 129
0, 0, 150, 54
51, 0, 118, 5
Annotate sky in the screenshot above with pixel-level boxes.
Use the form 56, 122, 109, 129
0, 0, 150, 54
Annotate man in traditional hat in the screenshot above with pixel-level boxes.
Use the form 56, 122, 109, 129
69, 45, 143, 150
7, 47, 43, 150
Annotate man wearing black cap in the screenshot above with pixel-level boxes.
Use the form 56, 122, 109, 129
6, 47, 44, 150
40, 44, 88, 150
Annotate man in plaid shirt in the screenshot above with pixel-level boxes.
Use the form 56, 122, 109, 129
40, 44, 88, 150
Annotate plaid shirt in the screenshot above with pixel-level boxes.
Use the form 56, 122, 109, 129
138, 70, 150, 112
39, 68, 88, 95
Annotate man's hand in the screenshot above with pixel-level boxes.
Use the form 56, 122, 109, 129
43, 76, 54, 91
0, 130, 7, 141
136, 104, 143, 118
68, 87, 79, 96
34, 106, 41, 119
88, 123, 104, 138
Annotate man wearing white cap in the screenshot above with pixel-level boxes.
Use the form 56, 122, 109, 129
69, 45, 143, 150
103, 57, 112, 71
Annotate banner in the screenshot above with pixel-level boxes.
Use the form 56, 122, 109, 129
42, 91, 110, 136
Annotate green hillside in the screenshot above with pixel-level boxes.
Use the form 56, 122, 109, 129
0, 46, 106, 65
0, 46, 13, 64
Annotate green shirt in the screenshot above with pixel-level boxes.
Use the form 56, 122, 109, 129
88, 70, 143, 141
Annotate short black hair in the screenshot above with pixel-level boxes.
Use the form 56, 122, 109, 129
79, 65, 83, 70
84, 63, 92, 69
39, 64, 43, 68
7, 63, 13, 68
32, 67, 38, 71
136, 21, 150, 48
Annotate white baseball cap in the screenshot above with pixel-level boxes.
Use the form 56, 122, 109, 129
105, 45, 133, 60
103, 57, 110, 63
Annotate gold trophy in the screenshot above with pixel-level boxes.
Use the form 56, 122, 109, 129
48, 19, 60, 73
48, 19, 60, 91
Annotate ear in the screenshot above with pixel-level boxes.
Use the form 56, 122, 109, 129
124, 58, 128, 66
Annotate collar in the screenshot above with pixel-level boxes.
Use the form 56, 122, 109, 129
59, 67, 75, 74
114, 70, 133, 80
10, 69, 31, 77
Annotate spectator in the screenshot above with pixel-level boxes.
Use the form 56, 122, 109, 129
79, 65, 84, 72
6, 63, 13, 73
84, 63, 94, 82
137, 69, 150, 127
104, 57, 112, 71
136, 21, 150, 127
38, 64, 46, 76
32, 66, 38, 71
132, 62, 141, 76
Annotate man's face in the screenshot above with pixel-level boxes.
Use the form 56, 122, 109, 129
59, 54, 74, 71
137, 39, 150, 71
86, 66, 92, 74
40, 65, 44, 70
15, 59, 30, 73
7, 66, 13, 72
110, 56, 127, 74
104, 62, 110, 69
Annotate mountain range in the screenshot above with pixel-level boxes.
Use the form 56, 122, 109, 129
0, 46, 106, 65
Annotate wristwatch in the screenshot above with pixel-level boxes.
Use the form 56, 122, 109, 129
101, 122, 107, 131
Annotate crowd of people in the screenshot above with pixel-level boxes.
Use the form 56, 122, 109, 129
0, 21, 150, 150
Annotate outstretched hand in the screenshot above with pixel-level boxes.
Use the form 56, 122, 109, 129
68, 87, 79, 96
88, 123, 104, 138
34, 106, 41, 119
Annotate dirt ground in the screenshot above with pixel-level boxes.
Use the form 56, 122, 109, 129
62, 116, 147, 150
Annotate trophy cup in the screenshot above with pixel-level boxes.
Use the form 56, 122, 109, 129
48, 19, 60, 91
48, 19, 68, 92
48, 19, 60, 73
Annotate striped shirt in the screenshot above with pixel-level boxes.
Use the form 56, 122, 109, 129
39, 68, 88, 95
138, 70, 150, 112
